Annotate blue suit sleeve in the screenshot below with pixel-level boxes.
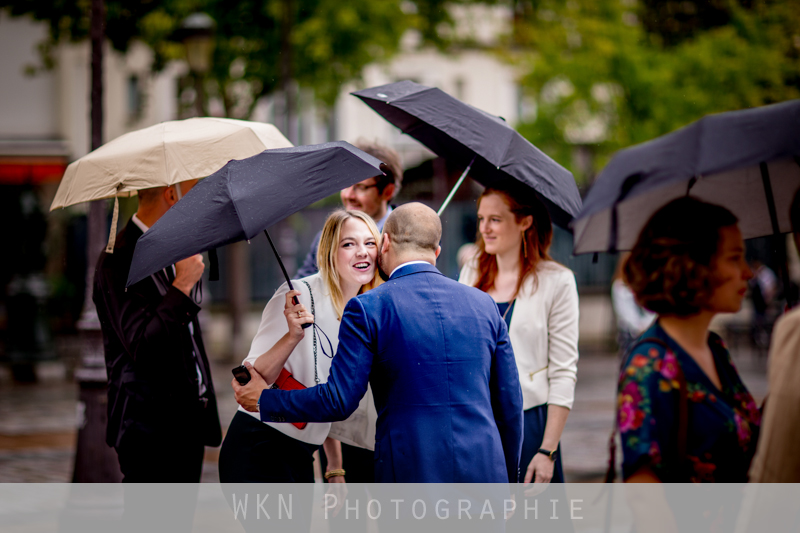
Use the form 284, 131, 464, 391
257, 297, 374, 423
295, 231, 322, 278
490, 315, 524, 483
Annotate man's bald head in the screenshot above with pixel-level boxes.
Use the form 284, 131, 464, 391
383, 203, 442, 255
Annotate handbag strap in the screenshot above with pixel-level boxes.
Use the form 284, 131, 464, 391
299, 280, 334, 385
605, 336, 689, 483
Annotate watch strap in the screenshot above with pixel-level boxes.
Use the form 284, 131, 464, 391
537, 448, 557, 460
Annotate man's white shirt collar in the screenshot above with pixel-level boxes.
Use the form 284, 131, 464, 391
390, 261, 431, 278
131, 213, 149, 233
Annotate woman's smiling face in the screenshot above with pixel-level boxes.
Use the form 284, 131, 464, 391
335, 217, 378, 288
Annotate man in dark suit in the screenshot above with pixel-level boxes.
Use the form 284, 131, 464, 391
235, 203, 523, 482
93, 181, 222, 483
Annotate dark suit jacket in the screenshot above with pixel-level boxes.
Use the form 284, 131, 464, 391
296, 230, 322, 278
93, 218, 222, 449
259, 262, 523, 482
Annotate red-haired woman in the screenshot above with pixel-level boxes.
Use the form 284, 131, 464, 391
459, 187, 579, 485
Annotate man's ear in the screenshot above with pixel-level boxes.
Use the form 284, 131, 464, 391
380, 183, 395, 202
163, 185, 179, 207
435, 245, 441, 259
380, 233, 391, 255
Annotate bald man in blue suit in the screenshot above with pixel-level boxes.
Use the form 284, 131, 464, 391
234, 203, 523, 482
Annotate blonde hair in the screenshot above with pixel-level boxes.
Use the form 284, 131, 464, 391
317, 209, 383, 319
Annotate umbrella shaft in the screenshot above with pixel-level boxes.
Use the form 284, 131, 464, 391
437, 156, 475, 217
264, 229, 295, 291
264, 229, 310, 329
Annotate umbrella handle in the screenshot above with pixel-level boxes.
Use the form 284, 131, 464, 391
264, 229, 312, 329
437, 156, 475, 217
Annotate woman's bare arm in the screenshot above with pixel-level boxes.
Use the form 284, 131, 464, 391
252, 290, 314, 384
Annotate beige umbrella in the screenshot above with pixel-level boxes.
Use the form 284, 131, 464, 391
50, 117, 293, 252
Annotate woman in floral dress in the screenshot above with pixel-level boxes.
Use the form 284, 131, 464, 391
618, 197, 761, 485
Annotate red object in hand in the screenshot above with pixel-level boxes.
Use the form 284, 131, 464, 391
273, 369, 308, 430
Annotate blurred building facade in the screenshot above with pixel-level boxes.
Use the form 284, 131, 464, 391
0, 11, 186, 374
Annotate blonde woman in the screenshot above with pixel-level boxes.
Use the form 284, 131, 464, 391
219, 210, 381, 484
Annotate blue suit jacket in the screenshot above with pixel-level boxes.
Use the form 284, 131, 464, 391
258, 262, 523, 482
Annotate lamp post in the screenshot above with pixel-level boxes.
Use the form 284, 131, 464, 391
179, 14, 247, 360
70, 0, 122, 483
179, 13, 215, 117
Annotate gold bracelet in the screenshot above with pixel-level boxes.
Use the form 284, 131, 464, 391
324, 469, 346, 480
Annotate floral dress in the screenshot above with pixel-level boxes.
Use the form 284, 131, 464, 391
617, 322, 761, 482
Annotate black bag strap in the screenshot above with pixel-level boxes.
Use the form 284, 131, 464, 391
299, 280, 334, 385
605, 336, 689, 483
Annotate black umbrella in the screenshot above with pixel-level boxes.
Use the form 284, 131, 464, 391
571, 99, 800, 255
126, 141, 385, 290
352, 80, 582, 229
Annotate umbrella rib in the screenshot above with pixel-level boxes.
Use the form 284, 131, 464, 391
161, 124, 171, 187
495, 128, 519, 171
224, 165, 249, 239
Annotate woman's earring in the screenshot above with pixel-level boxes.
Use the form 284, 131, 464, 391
522, 231, 528, 258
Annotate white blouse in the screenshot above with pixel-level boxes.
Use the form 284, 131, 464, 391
459, 260, 580, 410
239, 273, 377, 448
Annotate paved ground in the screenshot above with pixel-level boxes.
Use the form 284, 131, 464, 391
0, 345, 768, 483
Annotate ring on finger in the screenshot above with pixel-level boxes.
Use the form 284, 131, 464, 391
297, 311, 302, 318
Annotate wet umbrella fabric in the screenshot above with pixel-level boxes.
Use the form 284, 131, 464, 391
126, 141, 384, 287
352, 80, 582, 229
572, 99, 800, 255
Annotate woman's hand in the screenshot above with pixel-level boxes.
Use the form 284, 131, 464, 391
231, 362, 268, 412
523, 453, 554, 497
524, 452, 555, 484
284, 290, 314, 341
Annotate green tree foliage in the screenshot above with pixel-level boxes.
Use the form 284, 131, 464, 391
140, 0, 410, 116
0, 0, 462, 117
510, 0, 800, 184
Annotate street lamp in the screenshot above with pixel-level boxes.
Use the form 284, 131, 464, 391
70, 0, 122, 483
179, 13, 215, 117
178, 13, 247, 360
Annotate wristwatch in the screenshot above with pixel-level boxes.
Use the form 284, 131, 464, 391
537, 448, 558, 461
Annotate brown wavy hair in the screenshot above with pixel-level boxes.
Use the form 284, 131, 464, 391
623, 197, 738, 316
473, 188, 553, 299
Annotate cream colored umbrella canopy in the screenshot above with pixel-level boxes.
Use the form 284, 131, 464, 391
51, 117, 293, 209
50, 117, 292, 252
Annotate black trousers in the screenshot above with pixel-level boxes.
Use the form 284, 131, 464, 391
219, 411, 319, 482
219, 412, 318, 532
116, 427, 205, 483
115, 428, 205, 533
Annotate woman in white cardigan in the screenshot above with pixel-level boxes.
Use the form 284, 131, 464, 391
459, 187, 579, 485
219, 210, 380, 484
